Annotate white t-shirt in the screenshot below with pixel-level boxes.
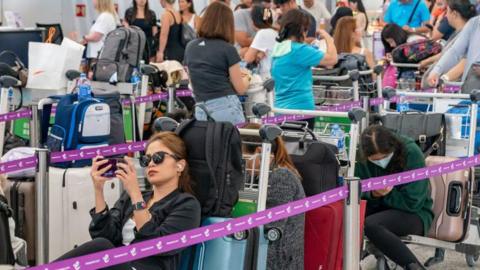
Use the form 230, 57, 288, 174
301, 0, 332, 28
250, 28, 278, 80
87, 12, 118, 58
122, 218, 136, 246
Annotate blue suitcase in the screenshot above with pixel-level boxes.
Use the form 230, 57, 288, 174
180, 217, 269, 270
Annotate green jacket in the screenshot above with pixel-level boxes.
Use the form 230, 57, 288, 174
355, 136, 434, 236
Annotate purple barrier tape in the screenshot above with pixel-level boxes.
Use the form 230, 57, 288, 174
30, 153, 480, 269
0, 156, 38, 174
29, 187, 347, 270
50, 141, 148, 163
444, 85, 461, 93
0, 109, 32, 123
362, 155, 480, 192
318, 101, 363, 112
122, 90, 193, 105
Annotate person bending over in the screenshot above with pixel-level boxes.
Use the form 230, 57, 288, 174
356, 125, 434, 270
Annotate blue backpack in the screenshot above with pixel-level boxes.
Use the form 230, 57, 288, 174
41, 94, 111, 168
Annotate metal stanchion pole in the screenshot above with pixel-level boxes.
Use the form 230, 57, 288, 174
35, 148, 49, 264
257, 142, 272, 211
344, 177, 361, 270
30, 104, 39, 148
167, 86, 175, 114
362, 96, 369, 132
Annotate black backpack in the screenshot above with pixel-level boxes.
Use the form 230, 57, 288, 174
0, 194, 15, 265
281, 123, 340, 196
175, 118, 244, 217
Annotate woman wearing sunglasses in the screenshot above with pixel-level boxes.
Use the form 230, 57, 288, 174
55, 132, 201, 270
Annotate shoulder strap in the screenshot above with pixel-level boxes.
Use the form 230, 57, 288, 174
407, 0, 421, 25
166, 10, 178, 25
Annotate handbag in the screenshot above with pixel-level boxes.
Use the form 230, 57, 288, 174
180, 23, 196, 47
461, 62, 480, 94
378, 112, 446, 157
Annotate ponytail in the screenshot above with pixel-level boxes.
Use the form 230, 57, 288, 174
276, 9, 310, 42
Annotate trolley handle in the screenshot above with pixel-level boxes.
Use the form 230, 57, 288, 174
0, 75, 21, 88
140, 64, 157, 76
391, 62, 420, 69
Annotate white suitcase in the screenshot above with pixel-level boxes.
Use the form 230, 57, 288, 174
48, 167, 122, 261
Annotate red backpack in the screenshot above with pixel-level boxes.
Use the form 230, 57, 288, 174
392, 39, 443, 64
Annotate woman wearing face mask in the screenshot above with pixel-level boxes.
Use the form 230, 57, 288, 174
55, 132, 201, 270
355, 125, 434, 270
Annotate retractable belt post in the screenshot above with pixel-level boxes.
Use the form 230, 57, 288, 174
35, 148, 49, 264
343, 107, 365, 270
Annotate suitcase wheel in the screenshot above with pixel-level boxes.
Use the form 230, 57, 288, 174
466, 253, 479, 267
232, 230, 249, 241
265, 227, 282, 242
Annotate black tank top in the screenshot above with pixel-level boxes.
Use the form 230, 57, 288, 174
165, 10, 185, 63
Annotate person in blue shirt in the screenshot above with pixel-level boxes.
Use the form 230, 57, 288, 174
384, 0, 432, 34
271, 9, 337, 127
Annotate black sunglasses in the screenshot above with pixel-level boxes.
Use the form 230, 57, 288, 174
140, 151, 179, 167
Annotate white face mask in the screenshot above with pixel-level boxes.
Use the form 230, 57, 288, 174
369, 152, 394, 169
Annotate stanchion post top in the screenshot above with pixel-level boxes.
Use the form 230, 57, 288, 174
65, 70, 81, 81
140, 64, 157, 76
470, 90, 480, 103
382, 87, 397, 100
259, 124, 282, 142
263, 79, 275, 93
348, 108, 366, 123
349, 70, 360, 81
373, 65, 384, 75
252, 103, 271, 118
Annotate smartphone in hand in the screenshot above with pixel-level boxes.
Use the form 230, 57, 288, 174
99, 158, 126, 178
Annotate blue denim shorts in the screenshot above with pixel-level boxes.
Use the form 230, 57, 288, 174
195, 95, 246, 125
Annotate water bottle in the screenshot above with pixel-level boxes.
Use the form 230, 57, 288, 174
7, 87, 14, 111
331, 124, 345, 153
397, 93, 409, 112
131, 68, 141, 85
77, 73, 92, 102
131, 68, 141, 94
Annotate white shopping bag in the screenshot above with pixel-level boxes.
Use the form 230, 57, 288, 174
26, 38, 84, 90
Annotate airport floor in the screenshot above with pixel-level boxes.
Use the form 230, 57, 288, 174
361, 245, 476, 269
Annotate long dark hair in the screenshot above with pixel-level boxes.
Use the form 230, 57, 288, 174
181, 0, 196, 14
381, 23, 409, 52
146, 132, 193, 194
251, 5, 273, 29
276, 9, 311, 42
360, 125, 406, 174
330, 7, 353, 34
348, 0, 369, 31
446, 0, 477, 21
241, 123, 301, 178
130, 0, 153, 22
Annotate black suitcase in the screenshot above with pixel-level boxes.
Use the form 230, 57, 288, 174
0, 193, 15, 265
4, 178, 36, 264
281, 122, 340, 196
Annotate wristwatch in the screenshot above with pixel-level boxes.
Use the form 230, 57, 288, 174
132, 201, 147, 211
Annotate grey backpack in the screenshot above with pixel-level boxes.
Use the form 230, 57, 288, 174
94, 26, 146, 83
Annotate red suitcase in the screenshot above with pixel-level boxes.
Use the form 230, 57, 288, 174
304, 200, 366, 270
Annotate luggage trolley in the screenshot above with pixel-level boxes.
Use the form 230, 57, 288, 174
312, 68, 382, 104
381, 90, 480, 268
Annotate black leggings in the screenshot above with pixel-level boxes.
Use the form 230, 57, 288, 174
364, 203, 424, 267
55, 238, 132, 270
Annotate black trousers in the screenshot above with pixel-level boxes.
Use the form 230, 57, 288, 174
364, 203, 424, 267
55, 238, 132, 270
